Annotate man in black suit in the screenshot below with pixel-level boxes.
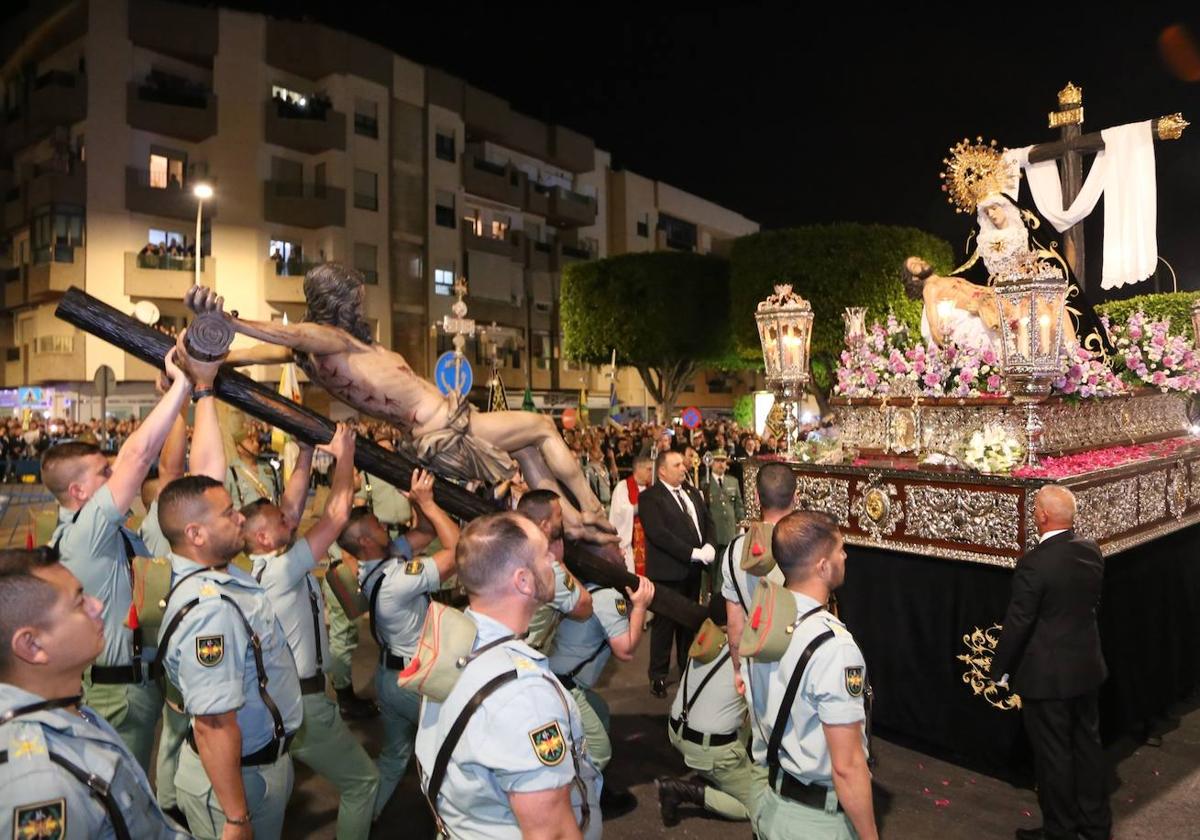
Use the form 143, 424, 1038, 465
990, 485, 1111, 840
639, 449, 716, 697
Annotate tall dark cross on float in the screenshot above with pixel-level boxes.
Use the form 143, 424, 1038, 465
1020, 83, 1188, 292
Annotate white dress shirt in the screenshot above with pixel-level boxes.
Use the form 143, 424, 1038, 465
662, 480, 702, 540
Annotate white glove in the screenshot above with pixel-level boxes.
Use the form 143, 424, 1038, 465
690, 544, 716, 565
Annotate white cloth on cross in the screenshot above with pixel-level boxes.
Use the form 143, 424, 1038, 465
1009, 120, 1157, 290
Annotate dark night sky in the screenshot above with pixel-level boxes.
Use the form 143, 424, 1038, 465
11, 1, 1200, 294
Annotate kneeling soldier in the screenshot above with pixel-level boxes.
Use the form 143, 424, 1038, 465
156, 476, 304, 840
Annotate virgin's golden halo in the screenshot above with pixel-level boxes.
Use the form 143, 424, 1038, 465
939, 138, 1010, 215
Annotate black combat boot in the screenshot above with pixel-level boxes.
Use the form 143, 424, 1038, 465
655, 776, 706, 826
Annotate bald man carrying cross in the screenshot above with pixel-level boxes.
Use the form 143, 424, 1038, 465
990, 485, 1112, 840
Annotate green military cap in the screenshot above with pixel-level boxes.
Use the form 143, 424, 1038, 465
397, 601, 478, 702
711, 448, 728, 460
739, 521, 777, 577
688, 618, 728, 664
738, 578, 798, 662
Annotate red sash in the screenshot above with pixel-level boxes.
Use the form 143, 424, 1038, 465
626, 476, 646, 576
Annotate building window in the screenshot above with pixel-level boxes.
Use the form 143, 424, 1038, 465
435, 190, 456, 228
434, 265, 456, 296
353, 169, 378, 211
532, 331, 552, 370
435, 128, 456, 163
354, 242, 378, 284
490, 214, 510, 240
148, 228, 187, 251
636, 212, 650, 238
462, 206, 482, 237
354, 98, 378, 138
149, 152, 185, 189
657, 212, 698, 252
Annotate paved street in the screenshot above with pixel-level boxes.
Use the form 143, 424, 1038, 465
3, 485, 1194, 839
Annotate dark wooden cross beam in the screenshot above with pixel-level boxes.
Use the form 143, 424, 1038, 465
1020, 82, 1188, 292
55, 287, 709, 630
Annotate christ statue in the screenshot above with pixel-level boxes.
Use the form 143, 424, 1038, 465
185, 263, 617, 545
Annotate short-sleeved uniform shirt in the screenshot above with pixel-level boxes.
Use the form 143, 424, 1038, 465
720, 531, 785, 617
669, 644, 746, 735
53, 485, 154, 668
415, 610, 602, 840
250, 538, 330, 680
526, 559, 584, 651
0, 684, 189, 839
547, 585, 629, 690
359, 551, 441, 660
158, 553, 304, 753
139, 498, 169, 558
745, 591, 868, 783
357, 473, 412, 525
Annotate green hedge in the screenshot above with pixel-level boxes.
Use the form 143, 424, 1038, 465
1095, 291, 1200, 335
729, 224, 954, 378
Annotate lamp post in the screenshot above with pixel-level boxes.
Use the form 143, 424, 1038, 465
995, 272, 1068, 465
192, 182, 213, 288
754, 284, 814, 457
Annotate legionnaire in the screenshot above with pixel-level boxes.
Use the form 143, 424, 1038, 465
656, 597, 764, 826
246, 424, 380, 839
706, 449, 745, 558
745, 511, 877, 840
321, 544, 380, 720
42, 346, 194, 771
413, 512, 602, 839
516, 489, 593, 652
226, 426, 279, 506
546, 560, 654, 818
0, 548, 188, 839
355, 436, 413, 539
338, 469, 459, 817
722, 462, 797, 694
156, 475, 304, 840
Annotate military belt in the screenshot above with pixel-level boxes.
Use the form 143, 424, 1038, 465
379, 650, 407, 670
89, 664, 144, 685
668, 716, 738, 747
187, 727, 294, 767
769, 766, 841, 812
298, 674, 326, 695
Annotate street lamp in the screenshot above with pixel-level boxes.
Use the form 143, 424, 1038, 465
192, 182, 213, 288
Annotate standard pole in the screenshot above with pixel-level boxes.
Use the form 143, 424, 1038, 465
193, 198, 203, 287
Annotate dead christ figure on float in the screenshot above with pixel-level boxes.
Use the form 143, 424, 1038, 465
185, 264, 617, 545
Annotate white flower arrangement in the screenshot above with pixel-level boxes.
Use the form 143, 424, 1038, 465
960, 424, 1024, 474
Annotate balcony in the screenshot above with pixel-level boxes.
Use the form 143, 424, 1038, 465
263, 99, 347, 155
27, 245, 84, 301
464, 227, 520, 261
124, 251, 214, 299
559, 242, 594, 265
263, 181, 345, 229
263, 260, 308, 303
462, 153, 523, 206
27, 163, 86, 208
127, 81, 218, 142
128, 0, 219, 64
26, 332, 85, 383
523, 181, 551, 217
125, 167, 219, 221
3, 71, 87, 153
546, 186, 597, 228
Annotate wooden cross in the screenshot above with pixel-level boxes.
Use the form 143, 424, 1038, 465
1021, 83, 1188, 292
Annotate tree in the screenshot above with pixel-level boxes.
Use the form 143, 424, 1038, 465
561, 252, 731, 422
729, 224, 955, 413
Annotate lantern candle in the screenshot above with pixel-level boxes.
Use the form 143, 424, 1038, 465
1037, 312, 1052, 354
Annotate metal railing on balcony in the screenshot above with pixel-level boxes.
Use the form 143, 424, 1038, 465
556, 187, 593, 207
32, 244, 77, 264
473, 157, 508, 177
561, 244, 593, 260
271, 94, 334, 121
273, 258, 320, 276
134, 81, 211, 109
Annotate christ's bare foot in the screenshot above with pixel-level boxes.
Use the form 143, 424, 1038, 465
565, 519, 622, 546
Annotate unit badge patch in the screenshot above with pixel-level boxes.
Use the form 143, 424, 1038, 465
615, 599, 629, 617
844, 666, 865, 698
404, 560, 424, 575
196, 634, 225, 667
13, 798, 66, 840
528, 721, 566, 766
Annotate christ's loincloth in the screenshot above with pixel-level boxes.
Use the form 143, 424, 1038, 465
411, 393, 516, 485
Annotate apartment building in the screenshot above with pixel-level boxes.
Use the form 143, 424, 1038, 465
0, 0, 757, 422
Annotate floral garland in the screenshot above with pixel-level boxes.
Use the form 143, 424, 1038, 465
835, 310, 1192, 401
960, 423, 1024, 474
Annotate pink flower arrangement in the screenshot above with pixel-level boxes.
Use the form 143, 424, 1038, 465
1101, 312, 1200, 393
1013, 437, 1197, 479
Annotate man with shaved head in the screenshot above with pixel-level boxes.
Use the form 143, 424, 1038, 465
991, 485, 1111, 840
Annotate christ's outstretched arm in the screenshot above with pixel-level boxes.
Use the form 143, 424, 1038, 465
186, 285, 357, 357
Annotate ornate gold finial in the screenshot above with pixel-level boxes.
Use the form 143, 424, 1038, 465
1155, 113, 1190, 141
1057, 81, 1082, 109
938, 138, 1017, 215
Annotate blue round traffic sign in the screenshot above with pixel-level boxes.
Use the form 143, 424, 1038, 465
435, 352, 473, 396
681, 406, 702, 429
